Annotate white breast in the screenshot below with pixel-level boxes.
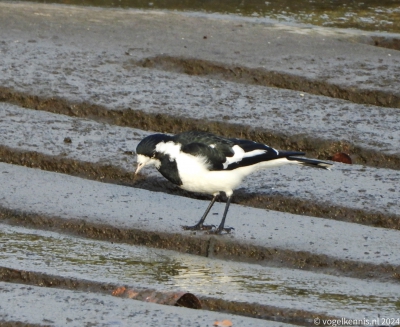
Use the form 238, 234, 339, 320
174, 151, 247, 196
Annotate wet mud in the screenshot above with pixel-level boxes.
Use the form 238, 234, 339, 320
1, 145, 399, 231
1, 3, 399, 324
1, 87, 399, 171
0, 267, 337, 326
0, 322, 46, 327
111, 287, 202, 309
19, 0, 400, 36
0, 267, 201, 310
136, 55, 400, 108
370, 36, 400, 51
1, 207, 399, 282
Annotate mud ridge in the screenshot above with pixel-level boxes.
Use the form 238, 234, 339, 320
1, 145, 399, 231
1, 208, 399, 282
0, 267, 200, 310
0, 321, 47, 327
135, 56, 400, 109
1, 87, 399, 170
370, 36, 400, 51
0, 267, 339, 326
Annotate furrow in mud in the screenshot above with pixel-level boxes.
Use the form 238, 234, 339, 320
2, 222, 399, 324
1, 145, 399, 231
136, 55, 400, 109
2, 1, 400, 111
0, 321, 45, 327
1, 207, 399, 282
1, 3, 400, 325
1, 88, 399, 171
0, 267, 336, 326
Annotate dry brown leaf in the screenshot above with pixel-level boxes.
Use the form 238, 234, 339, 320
331, 152, 352, 164
111, 286, 126, 296
213, 320, 233, 327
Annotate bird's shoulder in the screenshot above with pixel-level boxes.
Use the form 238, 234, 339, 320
174, 132, 235, 156
173, 131, 232, 148
173, 131, 234, 170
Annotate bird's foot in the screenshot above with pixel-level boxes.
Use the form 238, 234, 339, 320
208, 226, 235, 235
182, 223, 215, 231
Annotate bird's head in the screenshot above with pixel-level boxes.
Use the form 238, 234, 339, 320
135, 133, 173, 175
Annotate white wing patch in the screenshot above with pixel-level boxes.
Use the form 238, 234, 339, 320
245, 149, 269, 157
223, 145, 267, 169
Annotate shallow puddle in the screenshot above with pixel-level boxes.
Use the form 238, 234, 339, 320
1, 224, 399, 318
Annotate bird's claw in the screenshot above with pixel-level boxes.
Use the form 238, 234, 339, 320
182, 224, 215, 231
206, 226, 235, 235
182, 223, 234, 234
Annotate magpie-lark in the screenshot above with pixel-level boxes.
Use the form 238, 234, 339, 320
135, 131, 332, 234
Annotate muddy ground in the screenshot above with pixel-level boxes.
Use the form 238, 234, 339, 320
0, 2, 400, 327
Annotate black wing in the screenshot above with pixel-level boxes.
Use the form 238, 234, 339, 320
174, 131, 233, 149
180, 142, 228, 170
174, 131, 235, 170
175, 131, 305, 171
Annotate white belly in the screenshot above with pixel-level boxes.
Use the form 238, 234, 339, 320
179, 169, 245, 196
175, 151, 294, 196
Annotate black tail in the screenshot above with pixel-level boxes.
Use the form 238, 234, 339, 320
287, 156, 333, 170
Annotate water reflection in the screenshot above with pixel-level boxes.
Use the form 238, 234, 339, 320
2, 224, 400, 315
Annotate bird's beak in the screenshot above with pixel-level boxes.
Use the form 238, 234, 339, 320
135, 162, 144, 175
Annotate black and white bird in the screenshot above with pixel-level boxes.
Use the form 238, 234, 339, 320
135, 131, 332, 234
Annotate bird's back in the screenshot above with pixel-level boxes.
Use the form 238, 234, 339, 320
174, 131, 308, 171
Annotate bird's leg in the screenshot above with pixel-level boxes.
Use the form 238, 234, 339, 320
182, 194, 219, 231
213, 196, 234, 234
